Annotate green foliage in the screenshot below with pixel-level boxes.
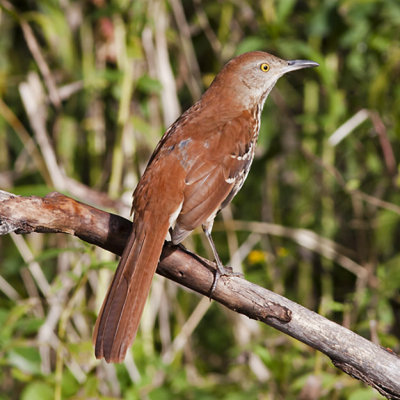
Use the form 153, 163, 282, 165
0, 0, 399, 398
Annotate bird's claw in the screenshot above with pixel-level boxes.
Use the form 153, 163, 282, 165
209, 263, 243, 297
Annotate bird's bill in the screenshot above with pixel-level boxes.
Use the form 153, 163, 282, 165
286, 59, 319, 72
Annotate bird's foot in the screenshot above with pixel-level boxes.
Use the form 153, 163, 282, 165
209, 263, 243, 297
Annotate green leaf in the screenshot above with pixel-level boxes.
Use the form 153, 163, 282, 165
348, 387, 383, 400
7, 347, 42, 375
136, 75, 162, 94
236, 37, 269, 55
12, 185, 53, 198
20, 382, 53, 400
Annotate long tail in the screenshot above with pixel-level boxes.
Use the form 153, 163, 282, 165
93, 211, 169, 363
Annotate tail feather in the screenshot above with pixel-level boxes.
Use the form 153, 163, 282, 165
93, 213, 169, 362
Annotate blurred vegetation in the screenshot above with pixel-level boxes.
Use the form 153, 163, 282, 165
0, 0, 399, 398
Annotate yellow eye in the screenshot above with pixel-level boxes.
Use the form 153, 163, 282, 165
260, 63, 270, 72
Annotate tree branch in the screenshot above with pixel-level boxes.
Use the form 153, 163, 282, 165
1, 189, 400, 399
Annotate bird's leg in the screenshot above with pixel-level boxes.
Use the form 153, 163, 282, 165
202, 221, 231, 295
202, 222, 228, 274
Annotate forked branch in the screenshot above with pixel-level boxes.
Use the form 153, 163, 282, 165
0, 190, 400, 399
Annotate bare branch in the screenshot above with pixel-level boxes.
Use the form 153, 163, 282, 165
1, 190, 400, 399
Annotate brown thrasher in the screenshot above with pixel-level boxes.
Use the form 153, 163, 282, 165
94, 51, 318, 363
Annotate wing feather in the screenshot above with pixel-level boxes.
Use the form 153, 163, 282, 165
172, 118, 256, 243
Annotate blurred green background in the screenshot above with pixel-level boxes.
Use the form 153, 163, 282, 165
0, 0, 399, 399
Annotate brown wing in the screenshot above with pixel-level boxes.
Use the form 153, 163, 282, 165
171, 159, 232, 243
171, 118, 256, 243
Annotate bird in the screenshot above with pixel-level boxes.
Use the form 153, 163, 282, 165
93, 51, 318, 363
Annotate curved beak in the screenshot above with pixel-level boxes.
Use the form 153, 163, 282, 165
286, 59, 319, 72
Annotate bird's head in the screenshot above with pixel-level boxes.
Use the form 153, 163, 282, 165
208, 51, 318, 110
